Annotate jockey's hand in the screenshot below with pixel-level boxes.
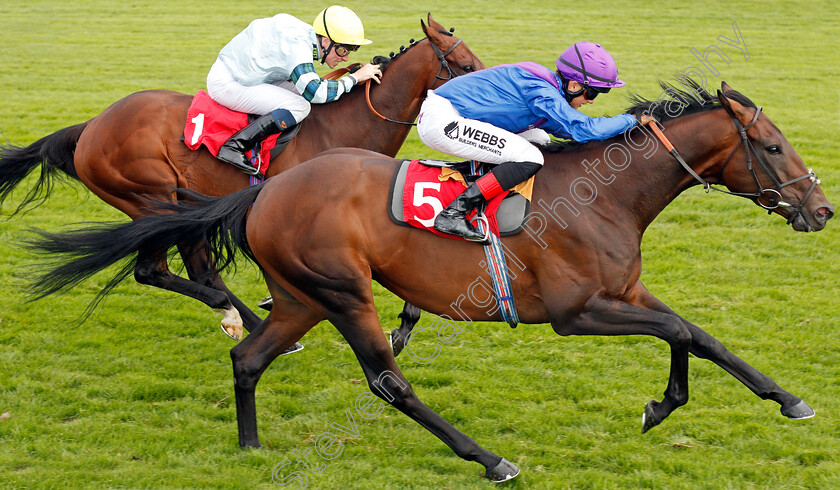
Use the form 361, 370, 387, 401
353, 63, 383, 84
637, 113, 657, 126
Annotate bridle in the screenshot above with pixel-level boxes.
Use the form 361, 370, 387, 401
644, 106, 820, 224
430, 35, 462, 84
365, 32, 464, 126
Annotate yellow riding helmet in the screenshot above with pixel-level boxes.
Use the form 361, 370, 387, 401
313, 6, 372, 46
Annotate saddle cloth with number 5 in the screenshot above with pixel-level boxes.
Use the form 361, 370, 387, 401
389, 159, 533, 239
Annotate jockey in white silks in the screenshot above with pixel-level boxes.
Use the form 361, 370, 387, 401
206, 6, 383, 173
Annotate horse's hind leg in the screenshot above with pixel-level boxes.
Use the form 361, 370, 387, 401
177, 240, 264, 332
230, 294, 322, 448
133, 245, 245, 340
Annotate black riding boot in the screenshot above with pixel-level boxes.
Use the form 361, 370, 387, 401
433, 182, 488, 242
217, 112, 288, 174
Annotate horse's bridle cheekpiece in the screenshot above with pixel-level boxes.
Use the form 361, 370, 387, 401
367, 29, 464, 126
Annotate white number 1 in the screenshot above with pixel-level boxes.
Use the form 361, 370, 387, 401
190, 113, 205, 146
413, 182, 443, 227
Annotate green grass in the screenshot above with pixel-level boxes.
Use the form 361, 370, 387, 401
2, 0, 840, 488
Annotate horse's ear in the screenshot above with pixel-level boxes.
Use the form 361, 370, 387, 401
421, 17, 429, 37
426, 13, 443, 31
717, 88, 753, 124
716, 89, 735, 117
721, 81, 733, 92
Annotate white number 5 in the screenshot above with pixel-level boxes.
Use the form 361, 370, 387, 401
413, 182, 443, 227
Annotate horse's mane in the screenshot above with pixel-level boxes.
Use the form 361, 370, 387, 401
541, 78, 758, 153
625, 78, 757, 122
367, 36, 425, 73
366, 24, 457, 73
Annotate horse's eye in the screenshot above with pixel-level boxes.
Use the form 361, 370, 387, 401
766, 144, 782, 155
462, 65, 474, 73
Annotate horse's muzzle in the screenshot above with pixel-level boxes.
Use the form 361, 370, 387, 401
789, 202, 834, 232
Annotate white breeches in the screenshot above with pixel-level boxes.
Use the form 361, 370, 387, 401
417, 91, 544, 165
206, 60, 311, 123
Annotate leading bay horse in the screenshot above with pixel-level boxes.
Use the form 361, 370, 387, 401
24, 82, 834, 481
0, 14, 481, 339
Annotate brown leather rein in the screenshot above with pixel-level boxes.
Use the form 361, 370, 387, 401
323, 37, 464, 127
324, 64, 413, 125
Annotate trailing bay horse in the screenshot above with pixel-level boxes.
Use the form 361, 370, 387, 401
0, 14, 482, 339
24, 82, 834, 481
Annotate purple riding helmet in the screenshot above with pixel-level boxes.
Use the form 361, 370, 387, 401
556, 42, 624, 102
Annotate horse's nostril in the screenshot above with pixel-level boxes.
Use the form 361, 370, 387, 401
815, 207, 834, 221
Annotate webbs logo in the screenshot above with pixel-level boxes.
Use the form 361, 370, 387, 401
444, 121, 459, 140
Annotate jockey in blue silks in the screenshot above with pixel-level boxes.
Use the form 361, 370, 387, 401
417, 42, 636, 242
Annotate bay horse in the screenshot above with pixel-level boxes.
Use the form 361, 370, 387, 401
0, 14, 482, 339
24, 82, 834, 481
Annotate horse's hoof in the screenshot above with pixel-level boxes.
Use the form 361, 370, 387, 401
390, 329, 406, 357
240, 440, 263, 449
215, 307, 244, 340
781, 399, 815, 420
281, 342, 304, 356
484, 457, 519, 483
257, 295, 274, 311
642, 400, 662, 434
220, 323, 243, 341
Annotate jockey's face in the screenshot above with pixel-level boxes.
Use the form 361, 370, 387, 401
321, 36, 350, 68
567, 81, 594, 109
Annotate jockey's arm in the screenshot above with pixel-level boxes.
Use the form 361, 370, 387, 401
290, 63, 382, 104
291, 62, 355, 103
531, 88, 636, 143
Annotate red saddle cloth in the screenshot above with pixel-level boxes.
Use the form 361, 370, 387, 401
402, 160, 508, 239
183, 90, 279, 175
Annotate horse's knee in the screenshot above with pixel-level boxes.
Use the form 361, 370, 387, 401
670, 321, 692, 347
369, 370, 416, 410
231, 346, 260, 391
398, 303, 422, 324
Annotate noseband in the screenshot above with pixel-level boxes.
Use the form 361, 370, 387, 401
365, 33, 464, 126
645, 107, 820, 224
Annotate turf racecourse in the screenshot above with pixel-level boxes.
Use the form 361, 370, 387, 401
1, 0, 839, 488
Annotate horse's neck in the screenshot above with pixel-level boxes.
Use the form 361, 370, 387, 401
539, 109, 738, 235
295, 42, 433, 158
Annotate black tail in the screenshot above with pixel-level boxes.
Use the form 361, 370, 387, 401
0, 123, 87, 216
24, 183, 266, 315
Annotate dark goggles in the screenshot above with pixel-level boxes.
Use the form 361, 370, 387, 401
334, 44, 360, 57
583, 85, 611, 100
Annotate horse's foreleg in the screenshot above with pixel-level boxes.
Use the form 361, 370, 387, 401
133, 246, 244, 340
632, 281, 814, 420
177, 241, 263, 332
230, 297, 322, 448
391, 302, 422, 357
555, 294, 692, 433
682, 319, 814, 419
